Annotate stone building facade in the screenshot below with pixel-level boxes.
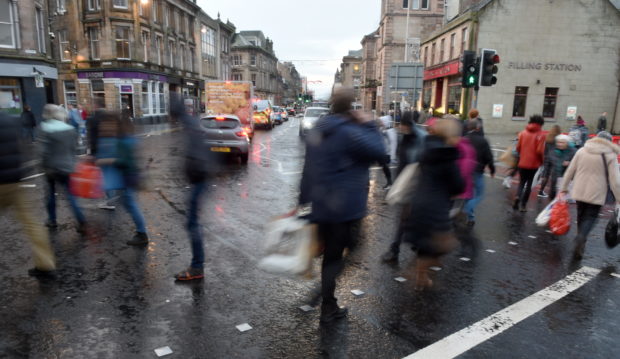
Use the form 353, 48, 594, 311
277, 61, 303, 106
374, 0, 444, 112
0, 0, 58, 119
360, 31, 379, 111
51, 0, 204, 122
197, 11, 235, 82
336, 50, 363, 105
230, 31, 279, 103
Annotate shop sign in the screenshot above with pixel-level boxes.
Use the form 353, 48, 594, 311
507, 62, 582, 72
120, 85, 133, 93
492, 104, 503, 118
423, 60, 460, 81
566, 106, 577, 119
34, 73, 44, 88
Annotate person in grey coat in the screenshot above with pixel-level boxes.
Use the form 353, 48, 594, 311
40, 104, 86, 233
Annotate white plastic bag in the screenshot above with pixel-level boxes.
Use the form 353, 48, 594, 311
536, 199, 557, 227
386, 163, 420, 206
258, 215, 318, 276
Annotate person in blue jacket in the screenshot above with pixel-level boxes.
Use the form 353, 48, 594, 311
299, 87, 386, 323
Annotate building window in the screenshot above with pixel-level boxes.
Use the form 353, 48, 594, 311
88, 0, 101, 11
88, 27, 100, 60
0, 78, 21, 114
423, 46, 428, 66
141, 31, 149, 62
0, 0, 17, 49
164, 5, 169, 26
168, 39, 175, 67
250, 54, 256, 66
201, 26, 215, 56
151, 0, 158, 21
151, 82, 157, 114
412, 0, 429, 9
174, 9, 179, 32
142, 81, 150, 115
422, 81, 432, 109
91, 79, 105, 107
449, 33, 455, 60
232, 54, 241, 66
447, 85, 462, 114
179, 13, 185, 35
221, 35, 229, 53
179, 44, 185, 70
439, 39, 445, 63
187, 17, 193, 37
232, 73, 242, 81
56, 0, 66, 12
512, 86, 528, 117
64, 81, 77, 106
251, 74, 257, 86
431, 42, 435, 65
159, 82, 165, 113
543, 87, 559, 118
113, 0, 128, 9
115, 26, 131, 59
155, 35, 162, 65
461, 27, 468, 53
59, 30, 70, 61
35, 7, 46, 54
189, 47, 194, 72
403, 0, 408, 8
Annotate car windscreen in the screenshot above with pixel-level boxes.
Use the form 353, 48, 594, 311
255, 101, 270, 111
305, 109, 329, 117
202, 118, 239, 129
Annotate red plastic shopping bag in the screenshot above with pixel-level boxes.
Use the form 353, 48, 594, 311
70, 161, 104, 199
549, 200, 570, 235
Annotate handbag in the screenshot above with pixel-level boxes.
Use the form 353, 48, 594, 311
386, 163, 420, 206
499, 146, 517, 167
536, 199, 557, 227
70, 161, 104, 199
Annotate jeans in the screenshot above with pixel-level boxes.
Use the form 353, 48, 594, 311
516, 168, 538, 207
46, 173, 85, 225
576, 201, 601, 242
318, 220, 360, 305
464, 173, 485, 220
187, 181, 207, 268
121, 188, 147, 233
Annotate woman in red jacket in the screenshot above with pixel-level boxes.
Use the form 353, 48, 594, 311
513, 115, 546, 212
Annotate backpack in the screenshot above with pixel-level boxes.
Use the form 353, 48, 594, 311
568, 128, 582, 147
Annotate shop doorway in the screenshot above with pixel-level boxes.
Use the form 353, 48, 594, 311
120, 94, 134, 118
434, 78, 444, 110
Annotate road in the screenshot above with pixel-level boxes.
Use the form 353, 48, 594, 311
1, 116, 620, 358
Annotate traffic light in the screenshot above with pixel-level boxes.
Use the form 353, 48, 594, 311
479, 48, 499, 86
461, 50, 478, 88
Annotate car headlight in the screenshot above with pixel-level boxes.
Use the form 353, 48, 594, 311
303, 120, 314, 129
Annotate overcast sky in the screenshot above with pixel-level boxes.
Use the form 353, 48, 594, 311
197, 0, 381, 99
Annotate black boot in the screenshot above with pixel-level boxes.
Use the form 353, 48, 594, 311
512, 198, 520, 210
320, 299, 348, 323
127, 232, 148, 246
381, 250, 399, 263
572, 238, 586, 260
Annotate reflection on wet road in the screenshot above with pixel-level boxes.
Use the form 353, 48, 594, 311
1, 116, 620, 358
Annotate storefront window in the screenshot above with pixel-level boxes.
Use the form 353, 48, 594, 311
422, 84, 432, 109
0, 78, 21, 114
447, 84, 461, 115
542, 87, 559, 118
159, 82, 165, 113
142, 81, 150, 115
64, 80, 77, 106
91, 79, 105, 107
512, 86, 528, 117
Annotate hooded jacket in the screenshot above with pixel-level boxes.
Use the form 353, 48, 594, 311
466, 130, 495, 175
299, 113, 385, 223
560, 137, 620, 205
456, 137, 476, 199
0, 113, 23, 184
517, 123, 546, 169
40, 119, 78, 175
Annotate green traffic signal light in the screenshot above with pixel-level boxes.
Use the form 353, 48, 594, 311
467, 75, 476, 85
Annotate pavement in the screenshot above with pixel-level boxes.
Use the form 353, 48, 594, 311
2, 117, 620, 358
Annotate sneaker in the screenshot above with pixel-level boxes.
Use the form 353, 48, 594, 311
28, 268, 56, 279
320, 305, 348, 323
174, 267, 205, 281
126, 232, 148, 246
76, 222, 87, 235
98, 203, 116, 210
45, 220, 58, 229
538, 191, 548, 198
503, 177, 512, 189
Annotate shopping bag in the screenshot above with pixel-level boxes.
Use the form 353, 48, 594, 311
499, 146, 517, 167
386, 163, 420, 206
549, 200, 570, 235
70, 161, 104, 199
604, 208, 620, 248
258, 214, 319, 276
536, 199, 557, 227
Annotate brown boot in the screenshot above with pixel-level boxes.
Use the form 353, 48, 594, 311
572, 238, 586, 260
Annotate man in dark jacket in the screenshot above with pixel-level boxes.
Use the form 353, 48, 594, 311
299, 87, 385, 323
464, 119, 495, 226
0, 112, 56, 277
597, 112, 607, 133
21, 105, 37, 142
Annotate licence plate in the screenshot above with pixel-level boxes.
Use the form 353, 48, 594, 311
211, 147, 231, 153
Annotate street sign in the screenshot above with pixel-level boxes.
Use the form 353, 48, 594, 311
388, 63, 424, 91
566, 106, 577, 119
492, 104, 503, 118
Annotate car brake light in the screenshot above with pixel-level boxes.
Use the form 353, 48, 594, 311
235, 130, 248, 137
215, 117, 225, 121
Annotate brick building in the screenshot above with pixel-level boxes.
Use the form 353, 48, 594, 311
360, 30, 379, 111
335, 50, 363, 105
230, 31, 279, 103
0, 0, 57, 119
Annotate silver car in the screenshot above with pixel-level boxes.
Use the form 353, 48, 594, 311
201, 115, 250, 164
299, 107, 330, 137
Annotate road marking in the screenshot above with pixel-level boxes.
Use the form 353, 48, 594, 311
18, 184, 36, 188
611, 273, 620, 279
403, 266, 601, 359
20, 173, 45, 181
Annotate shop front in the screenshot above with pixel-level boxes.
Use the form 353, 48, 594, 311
422, 59, 464, 115
0, 61, 57, 121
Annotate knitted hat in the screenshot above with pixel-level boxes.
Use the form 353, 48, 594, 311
42, 104, 67, 122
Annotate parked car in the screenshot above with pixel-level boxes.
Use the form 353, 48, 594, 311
253, 100, 273, 130
271, 106, 284, 125
201, 115, 250, 164
287, 108, 296, 117
281, 108, 289, 122
299, 107, 330, 137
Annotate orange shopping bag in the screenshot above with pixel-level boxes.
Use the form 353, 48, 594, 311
549, 200, 570, 236
70, 161, 104, 199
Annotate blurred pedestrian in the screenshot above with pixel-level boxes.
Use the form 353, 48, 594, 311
94, 111, 148, 245
453, 121, 476, 217
40, 104, 87, 233
538, 125, 562, 198
597, 112, 607, 133
382, 111, 427, 263
0, 112, 56, 277
544, 134, 575, 200
170, 96, 214, 281
560, 131, 620, 260
20, 105, 36, 143
568, 116, 589, 148
463, 119, 495, 226
502, 134, 520, 189
78, 104, 88, 122
403, 118, 464, 289
299, 87, 385, 323
467, 108, 485, 136
377, 112, 395, 189
513, 115, 546, 212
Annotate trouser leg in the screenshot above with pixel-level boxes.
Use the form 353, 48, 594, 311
59, 174, 85, 224
320, 221, 358, 304
122, 188, 147, 233
46, 175, 56, 223
187, 181, 207, 268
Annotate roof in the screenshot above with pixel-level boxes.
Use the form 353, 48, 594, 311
347, 49, 363, 57
471, 0, 619, 12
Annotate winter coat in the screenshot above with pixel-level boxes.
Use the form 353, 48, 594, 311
516, 123, 546, 169
40, 119, 78, 176
560, 137, 620, 206
299, 114, 386, 223
546, 146, 576, 178
116, 136, 141, 188
20, 110, 36, 128
396, 125, 427, 175
0, 113, 23, 184
405, 135, 464, 238
456, 137, 477, 199
568, 124, 589, 147
466, 131, 495, 175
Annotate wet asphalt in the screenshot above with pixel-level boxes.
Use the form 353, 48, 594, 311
1, 117, 620, 359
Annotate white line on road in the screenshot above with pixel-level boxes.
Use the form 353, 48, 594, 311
20, 172, 45, 181
612, 273, 620, 279
403, 266, 601, 359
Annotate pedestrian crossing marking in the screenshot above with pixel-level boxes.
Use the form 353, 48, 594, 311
611, 273, 620, 279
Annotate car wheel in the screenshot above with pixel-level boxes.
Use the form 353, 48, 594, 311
240, 153, 249, 164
